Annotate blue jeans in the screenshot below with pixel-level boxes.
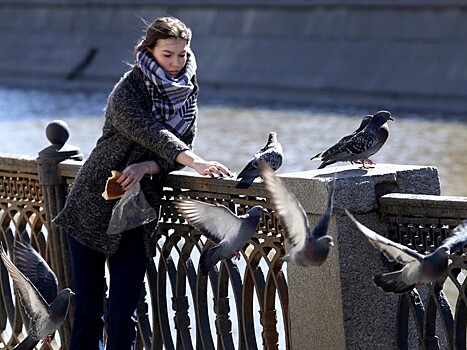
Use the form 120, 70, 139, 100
67, 227, 149, 350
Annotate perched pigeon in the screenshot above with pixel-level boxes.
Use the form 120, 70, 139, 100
259, 161, 335, 267
311, 114, 372, 164
313, 111, 393, 169
0, 241, 74, 350
236, 131, 284, 189
174, 197, 264, 275
345, 210, 467, 294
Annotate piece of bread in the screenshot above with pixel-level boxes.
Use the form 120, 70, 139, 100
102, 170, 124, 200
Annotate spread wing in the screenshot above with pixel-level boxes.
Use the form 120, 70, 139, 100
345, 210, 423, 265
174, 197, 243, 243
260, 161, 310, 249
0, 244, 50, 322
13, 240, 58, 304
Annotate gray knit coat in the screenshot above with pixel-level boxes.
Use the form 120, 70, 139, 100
53, 66, 197, 257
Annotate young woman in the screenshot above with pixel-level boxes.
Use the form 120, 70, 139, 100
54, 16, 231, 349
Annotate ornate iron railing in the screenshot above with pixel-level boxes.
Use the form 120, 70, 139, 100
1, 151, 467, 350
379, 193, 467, 350
136, 173, 290, 350
0, 154, 290, 350
0, 155, 60, 349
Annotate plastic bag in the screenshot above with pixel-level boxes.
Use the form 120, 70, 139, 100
106, 183, 158, 235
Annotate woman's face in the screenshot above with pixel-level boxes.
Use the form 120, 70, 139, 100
150, 38, 189, 78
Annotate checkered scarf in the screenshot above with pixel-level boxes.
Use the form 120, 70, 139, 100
136, 47, 198, 138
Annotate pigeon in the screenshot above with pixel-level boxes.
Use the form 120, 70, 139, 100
174, 197, 264, 275
312, 111, 393, 169
345, 210, 467, 294
311, 114, 372, 164
259, 161, 335, 267
0, 241, 74, 350
236, 131, 284, 189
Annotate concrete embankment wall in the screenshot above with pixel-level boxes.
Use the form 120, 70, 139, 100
2, 1, 467, 112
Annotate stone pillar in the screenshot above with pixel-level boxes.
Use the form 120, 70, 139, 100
36, 120, 83, 348
281, 164, 440, 350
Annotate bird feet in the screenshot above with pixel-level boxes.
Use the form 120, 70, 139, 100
359, 158, 375, 169
232, 251, 241, 260
42, 335, 52, 345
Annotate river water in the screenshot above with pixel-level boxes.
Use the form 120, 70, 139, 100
0, 85, 466, 196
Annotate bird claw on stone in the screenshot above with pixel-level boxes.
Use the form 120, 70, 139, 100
42, 335, 52, 345
360, 158, 376, 169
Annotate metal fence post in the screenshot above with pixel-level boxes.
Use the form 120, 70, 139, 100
36, 120, 83, 349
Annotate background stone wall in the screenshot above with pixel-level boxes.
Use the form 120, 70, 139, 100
2, 1, 467, 112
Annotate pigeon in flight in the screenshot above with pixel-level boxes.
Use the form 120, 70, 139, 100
312, 111, 393, 169
260, 161, 335, 267
311, 114, 372, 165
345, 210, 467, 293
174, 197, 264, 275
236, 131, 284, 189
0, 241, 74, 350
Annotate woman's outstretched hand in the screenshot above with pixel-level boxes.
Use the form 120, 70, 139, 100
177, 150, 233, 178
191, 159, 233, 178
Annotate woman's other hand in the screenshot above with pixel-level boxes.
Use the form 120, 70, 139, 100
118, 161, 160, 191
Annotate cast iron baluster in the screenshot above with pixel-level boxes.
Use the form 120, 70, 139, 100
158, 252, 176, 350
260, 309, 278, 350
397, 289, 425, 350
172, 295, 192, 350
424, 283, 453, 349
196, 258, 217, 350
215, 295, 233, 349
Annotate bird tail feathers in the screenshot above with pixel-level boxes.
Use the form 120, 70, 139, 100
373, 273, 415, 294
199, 245, 223, 275
235, 159, 258, 188
235, 177, 254, 189
318, 160, 337, 169
310, 152, 323, 161
236, 162, 256, 180
14, 335, 39, 350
